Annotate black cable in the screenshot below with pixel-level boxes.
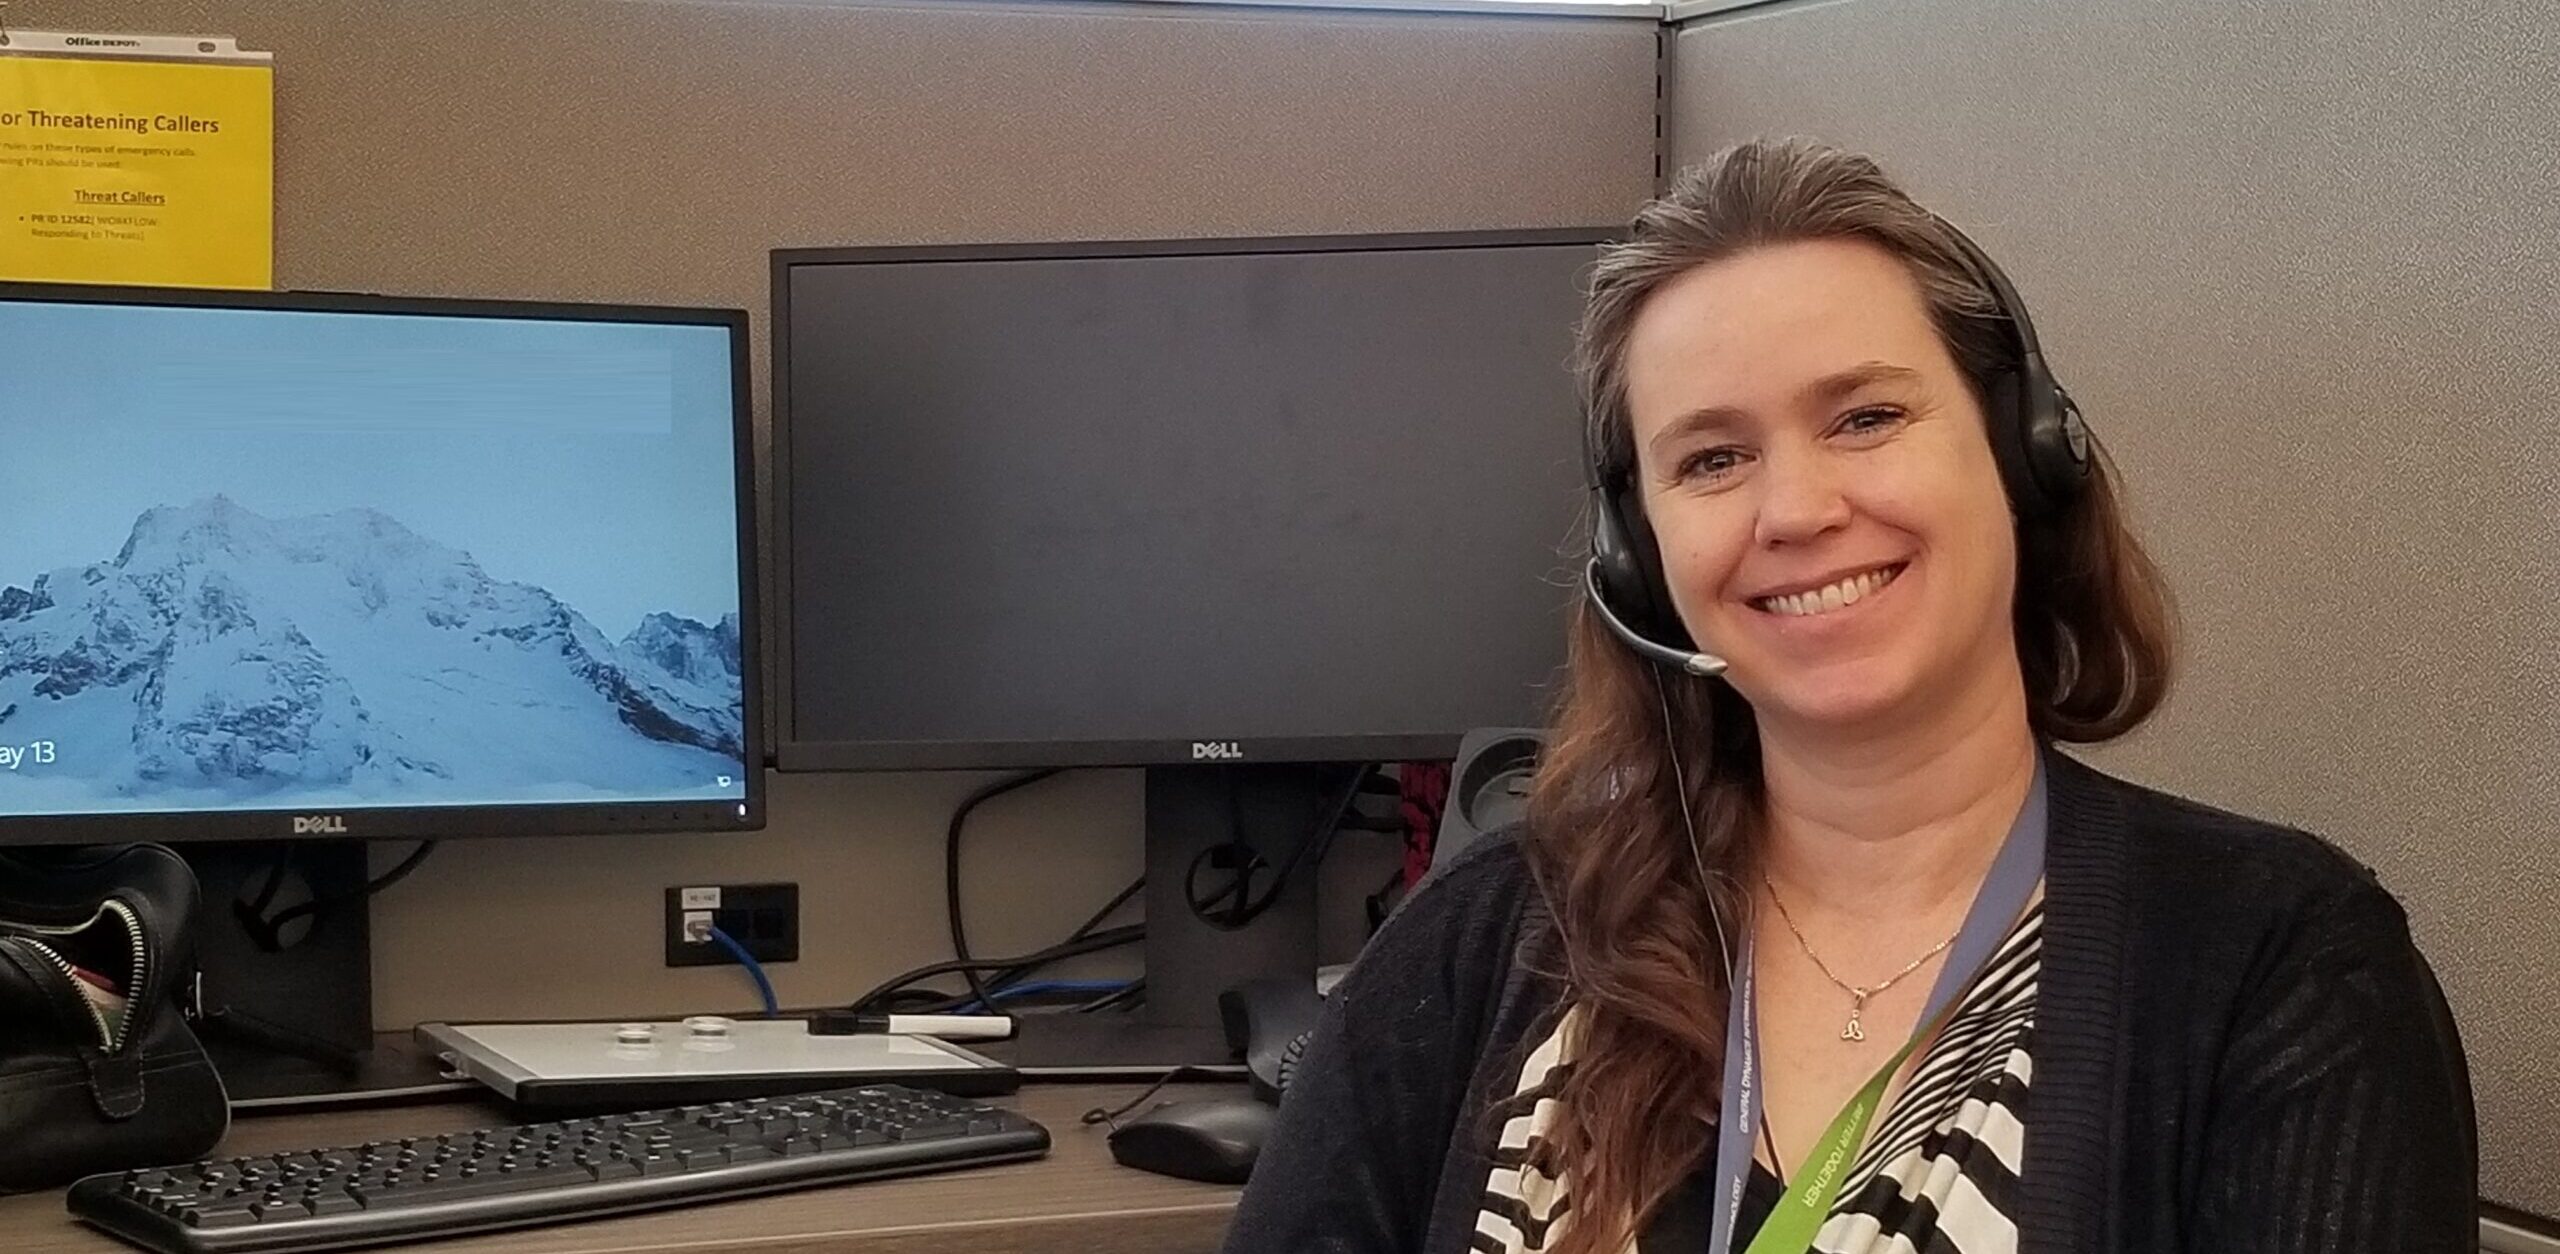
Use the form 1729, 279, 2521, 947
1065, 874, 1146, 941
1075, 978, 1145, 1014
843, 923, 1145, 1015
1217, 772, 1260, 920
1186, 764, 1371, 932
229, 852, 295, 945
872, 988, 959, 1011
1187, 776, 1281, 929
920, 871, 1149, 1010
1269, 765, 1372, 893
996, 875, 1147, 959
1077, 1065, 1236, 1129
944, 769, 1064, 1010
243, 844, 293, 917
237, 841, 439, 953
851, 926, 1141, 1015
1184, 845, 1259, 925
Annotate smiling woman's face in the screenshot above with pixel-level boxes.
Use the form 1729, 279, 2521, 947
1623, 236, 2023, 738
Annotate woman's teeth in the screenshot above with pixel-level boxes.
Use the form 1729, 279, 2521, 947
1755, 564, 1902, 618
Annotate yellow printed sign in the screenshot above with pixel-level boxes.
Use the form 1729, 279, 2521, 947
0, 32, 273, 289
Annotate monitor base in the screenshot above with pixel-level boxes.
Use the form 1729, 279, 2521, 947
216, 1032, 470, 1112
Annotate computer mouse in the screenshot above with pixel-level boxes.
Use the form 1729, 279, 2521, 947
1107, 1096, 1275, 1184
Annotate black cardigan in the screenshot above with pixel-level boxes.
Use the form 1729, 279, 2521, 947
1223, 749, 2477, 1253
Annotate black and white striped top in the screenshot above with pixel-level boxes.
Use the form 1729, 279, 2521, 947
1476, 901, 2043, 1254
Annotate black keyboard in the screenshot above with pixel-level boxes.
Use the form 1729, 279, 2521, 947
65, 1084, 1051, 1254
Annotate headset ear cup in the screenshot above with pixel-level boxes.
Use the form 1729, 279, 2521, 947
1589, 483, 1694, 650
1617, 489, 1695, 650
2015, 370, 2091, 519
2037, 390, 2093, 510
1983, 368, 2050, 520
1589, 489, 1655, 625
1589, 488, 1643, 610
1937, 215, 2092, 521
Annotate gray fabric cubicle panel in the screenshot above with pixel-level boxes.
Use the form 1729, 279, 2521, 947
66, 0, 1653, 359
50, 0, 1655, 1027
1670, 0, 2558, 1216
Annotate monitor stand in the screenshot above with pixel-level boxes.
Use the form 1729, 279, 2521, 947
995, 762, 1333, 1077
181, 843, 457, 1110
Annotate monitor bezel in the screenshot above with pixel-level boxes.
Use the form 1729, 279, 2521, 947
769, 227, 1610, 773
0, 281, 766, 844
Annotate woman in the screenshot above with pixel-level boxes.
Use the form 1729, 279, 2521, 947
1225, 140, 2474, 1254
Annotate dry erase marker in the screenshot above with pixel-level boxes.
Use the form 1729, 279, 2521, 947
809, 1012, 1014, 1041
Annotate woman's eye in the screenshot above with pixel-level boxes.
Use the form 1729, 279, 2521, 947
1835, 406, 1906, 438
1676, 446, 1745, 482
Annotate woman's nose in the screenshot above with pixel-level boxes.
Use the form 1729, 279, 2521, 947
1751, 447, 1854, 547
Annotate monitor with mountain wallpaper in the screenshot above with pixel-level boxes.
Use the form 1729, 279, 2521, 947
0, 284, 761, 844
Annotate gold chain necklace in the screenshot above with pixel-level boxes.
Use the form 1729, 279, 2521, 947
1760, 871, 1958, 1043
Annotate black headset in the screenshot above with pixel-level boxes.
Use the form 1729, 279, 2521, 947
1582, 217, 2092, 672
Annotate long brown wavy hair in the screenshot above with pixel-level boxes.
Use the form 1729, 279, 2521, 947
1517, 139, 2177, 1254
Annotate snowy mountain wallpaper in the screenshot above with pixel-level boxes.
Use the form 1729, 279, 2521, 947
0, 299, 748, 816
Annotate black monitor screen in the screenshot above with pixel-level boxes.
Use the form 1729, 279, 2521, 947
0, 287, 759, 841
776, 231, 1603, 769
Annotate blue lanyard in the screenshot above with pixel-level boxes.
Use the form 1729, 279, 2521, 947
1704, 763, 2048, 1254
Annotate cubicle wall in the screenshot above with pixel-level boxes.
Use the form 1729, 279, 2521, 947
61, 0, 1656, 1023
1668, 0, 2558, 1216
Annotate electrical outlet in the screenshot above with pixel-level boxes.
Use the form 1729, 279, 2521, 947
664, 883, 799, 967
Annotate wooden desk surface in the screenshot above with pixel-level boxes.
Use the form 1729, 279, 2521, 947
1, 1084, 1242, 1254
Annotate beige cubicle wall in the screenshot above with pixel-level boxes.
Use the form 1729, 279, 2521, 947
1668, 0, 2558, 1216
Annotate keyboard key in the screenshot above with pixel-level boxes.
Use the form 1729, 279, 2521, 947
179, 1206, 259, 1229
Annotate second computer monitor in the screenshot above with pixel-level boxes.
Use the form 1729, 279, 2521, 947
774, 230, 1605, 770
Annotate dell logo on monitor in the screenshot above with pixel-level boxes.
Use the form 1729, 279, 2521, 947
1190, 741, 1245, 761
293, 815, 349, 834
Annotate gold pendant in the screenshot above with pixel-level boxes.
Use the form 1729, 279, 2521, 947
1842, 988, 1869, 1042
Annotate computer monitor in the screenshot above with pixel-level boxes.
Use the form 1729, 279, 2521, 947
772, 230, 1601, 773
772, 230, 1604, 1046
0, 283, 763, 1101
0, 284, 763, 846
